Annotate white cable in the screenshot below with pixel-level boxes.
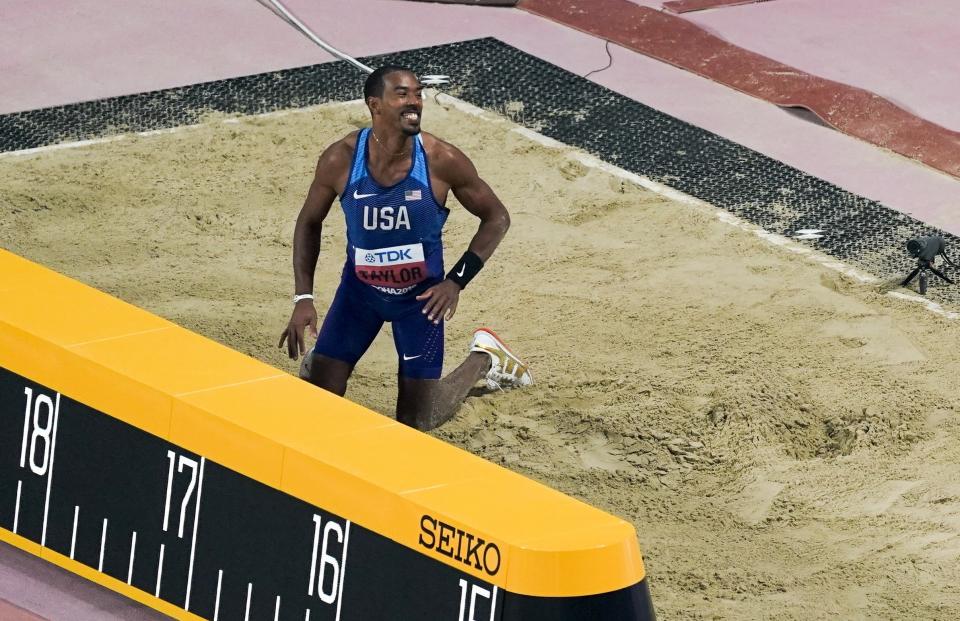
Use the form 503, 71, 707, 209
256, 0, 374, 74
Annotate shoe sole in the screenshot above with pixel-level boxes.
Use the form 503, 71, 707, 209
473, 327, 532, 383
473, 327, 521, 359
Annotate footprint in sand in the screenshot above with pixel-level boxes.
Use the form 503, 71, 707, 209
734, 479, 785, 525
576, 432, 631, 472
820, 316, 926, 365
842, 480, 919, 518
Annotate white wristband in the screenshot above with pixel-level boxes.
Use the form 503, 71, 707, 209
293, 293, 314, 304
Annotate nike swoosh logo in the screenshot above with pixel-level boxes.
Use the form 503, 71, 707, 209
456, 265, 466, 277
353, 190, 377, 199
402, 354, 422, 361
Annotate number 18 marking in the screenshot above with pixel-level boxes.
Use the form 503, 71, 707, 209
20, 387, 58, 476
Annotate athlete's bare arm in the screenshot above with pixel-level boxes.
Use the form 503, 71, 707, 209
416, 136, 511, 324
278, 133, 357, 359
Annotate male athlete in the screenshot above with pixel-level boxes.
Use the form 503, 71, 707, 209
279, 65, 531, 431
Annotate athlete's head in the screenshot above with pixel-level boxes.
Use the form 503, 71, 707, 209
364, 65, 422, 136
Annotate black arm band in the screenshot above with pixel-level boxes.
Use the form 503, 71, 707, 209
446, 251, 484, 289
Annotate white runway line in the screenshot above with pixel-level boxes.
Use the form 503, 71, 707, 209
0, 135, 129, 158
435, 93, 956, 320
887, 291, 960, 319
176, 374, 286, 398
0, 101, 361, 159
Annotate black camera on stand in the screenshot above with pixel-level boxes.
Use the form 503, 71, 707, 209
901, 235, 955, 294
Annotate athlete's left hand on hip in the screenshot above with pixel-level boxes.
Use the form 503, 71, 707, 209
417, 280, 461, 324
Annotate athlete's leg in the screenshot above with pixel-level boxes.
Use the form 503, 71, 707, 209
300, 352, 354, 397
396, 354, 491, 431
391, 306, 536, 429
305, 275, 383, 396
391, 303, 491, 430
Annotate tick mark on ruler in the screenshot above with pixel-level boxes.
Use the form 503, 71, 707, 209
213, 569, 223, 621
155, 544, 165, 597
70, 505, 79, 559
40, 392, 60, 548
127, 531, 137, 584
99, 518, 108, 571
335, 521, 352, 621
184, 456, 206, 612
13, 480, 22, 534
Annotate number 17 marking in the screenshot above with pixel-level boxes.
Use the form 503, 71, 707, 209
158, 450, 206, 611
162, 450, 198, 538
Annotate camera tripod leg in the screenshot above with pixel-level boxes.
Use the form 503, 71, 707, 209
928, 265, 955, 284
901, 266, 922, 287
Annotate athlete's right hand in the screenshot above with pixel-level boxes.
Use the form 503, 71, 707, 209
278, 300, 318, 359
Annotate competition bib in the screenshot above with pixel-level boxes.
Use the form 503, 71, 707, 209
353, 243, 427, 295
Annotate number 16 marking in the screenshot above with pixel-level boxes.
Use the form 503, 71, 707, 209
307, 514, 351, 620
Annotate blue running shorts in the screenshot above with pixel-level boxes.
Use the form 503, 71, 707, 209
312, 269, 444, 379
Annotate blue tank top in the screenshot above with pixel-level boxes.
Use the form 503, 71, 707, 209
340, 128, 449, 298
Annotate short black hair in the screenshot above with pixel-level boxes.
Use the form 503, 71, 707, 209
363, 65, 416, 100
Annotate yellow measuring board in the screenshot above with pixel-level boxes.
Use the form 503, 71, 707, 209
0, 248, 654, 620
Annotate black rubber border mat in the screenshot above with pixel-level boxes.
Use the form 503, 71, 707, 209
2, 37, 955, 304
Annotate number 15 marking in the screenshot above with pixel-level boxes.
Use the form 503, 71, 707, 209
457, 580, 498, 621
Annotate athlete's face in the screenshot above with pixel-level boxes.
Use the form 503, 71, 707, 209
372, 71, 423, 136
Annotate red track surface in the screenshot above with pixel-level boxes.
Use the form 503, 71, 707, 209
519, 0, 960, 179
663, 0, 769, 14
0, 599, 45, 621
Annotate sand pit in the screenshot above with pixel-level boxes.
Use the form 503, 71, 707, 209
3, 100, 960, 619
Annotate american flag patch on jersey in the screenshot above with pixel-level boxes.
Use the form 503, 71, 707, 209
404, 189, 422, 201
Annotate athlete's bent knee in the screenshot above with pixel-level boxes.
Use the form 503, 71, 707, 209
300, 352, 352, 396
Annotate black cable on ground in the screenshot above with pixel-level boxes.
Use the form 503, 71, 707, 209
584, 40, 614, 79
